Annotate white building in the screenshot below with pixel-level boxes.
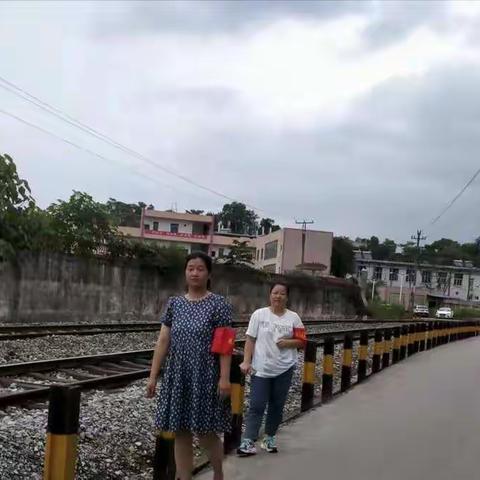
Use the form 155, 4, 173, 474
355, 250, 480, 308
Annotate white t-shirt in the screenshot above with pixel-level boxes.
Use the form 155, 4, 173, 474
246, 307, 304, 378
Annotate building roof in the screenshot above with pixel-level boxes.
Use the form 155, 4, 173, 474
143, 210, 214, 223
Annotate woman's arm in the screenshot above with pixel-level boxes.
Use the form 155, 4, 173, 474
277, 338, 305, 349
240, 335, 256, 374
218, 353, 232, 397
146, 325, 171, 398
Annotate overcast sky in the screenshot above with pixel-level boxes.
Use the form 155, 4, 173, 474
2, 1, 480, 244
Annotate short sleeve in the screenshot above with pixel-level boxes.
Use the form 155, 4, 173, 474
293, 312, 304, 329
214, 296, 233, 328
246, 311, 259, 338
160, 297, 174, 327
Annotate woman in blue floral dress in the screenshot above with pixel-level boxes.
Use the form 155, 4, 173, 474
146, 252, 233, 480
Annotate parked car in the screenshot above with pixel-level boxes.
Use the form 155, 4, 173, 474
413, 305, 430, 317
435, 307, 454, 319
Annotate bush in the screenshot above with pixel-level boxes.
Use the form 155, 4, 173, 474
368, 301, 408, 320
452, 308, 480, 319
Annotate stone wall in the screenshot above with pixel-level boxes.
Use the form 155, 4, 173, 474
0, 252, 365, 324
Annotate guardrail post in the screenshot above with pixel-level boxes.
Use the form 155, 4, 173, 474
392, 327, 401, 364
321, 336, 335, 403
414, 323, 420, 353
43, 385, 80, 480
432, 322, 438, 348
358, 331, 369, 382
224, 353, 245, 453
382, 328, 392, 369
372, 330, 383, 374
426, 322, 432, 350
407, 324, 415, 356
400, 326, 408, 360
301, 340, 318, 412
341, 334, 353, 392
153, 431, 176, 480
418, 323, 426, 352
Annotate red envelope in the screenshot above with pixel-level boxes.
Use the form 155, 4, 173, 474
293, 327, 306, 344
211, 327, 236, 355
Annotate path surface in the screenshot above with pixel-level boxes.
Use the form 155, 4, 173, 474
197, 337, 480, 480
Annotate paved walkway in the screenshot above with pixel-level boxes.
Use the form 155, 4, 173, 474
198, 337, 480, 480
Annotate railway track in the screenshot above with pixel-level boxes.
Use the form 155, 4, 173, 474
0, 318, 425, 341
0, 321, 404, 409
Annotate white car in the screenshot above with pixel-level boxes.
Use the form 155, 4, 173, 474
413, 305, 430, 317
435, 307, 454, 319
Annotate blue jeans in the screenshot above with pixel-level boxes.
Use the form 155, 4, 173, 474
244, 367, 294, 441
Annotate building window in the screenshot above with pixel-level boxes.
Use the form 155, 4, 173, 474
264, 240, 278, 260
357, 264, 366, 275
211, 251, 216, 258
261, 248, 264, 260
144, 224, 150, 231
153, 221, 159, 231
389, 268, 399, 282
422, 271, 432, 284
406, 269, 416, 285
256, 250, 259, 261
219, 248, 224, 258
454, 273, 463, 286
170, 223, 179, 234
437, 272, 448, 288
373, 267, 382, 281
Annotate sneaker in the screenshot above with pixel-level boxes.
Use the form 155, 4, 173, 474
237, 438, 257, 457
261, 435, 278, 453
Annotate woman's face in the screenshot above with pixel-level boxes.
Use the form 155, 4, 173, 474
185, 258, 210, 289
270, 284, 288, 309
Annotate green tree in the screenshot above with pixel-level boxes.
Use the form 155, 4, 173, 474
105, 199, 145, 227
259, 218, 274, 235
0, 153, 37, 258
224, 240, 254, 266
218, 202, 258, 235
48, 191, 117, 256
186, 209, 204, 215
331, 237, 354, 278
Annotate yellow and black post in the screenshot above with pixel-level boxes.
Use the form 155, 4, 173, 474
414, 323, 421, 353
382, 328, 392, 369
392, 327, 401, 364
301, 340, 318, 412
153, 431, 176, 480
407, 324, 415, 356
43, 385, 80, 480
426, 322, 432, 350
224, 353, 245, 453
341, 333, 353, 392
321, 336, 335, 403
399, 325, 408, 360
358, 330, 369, 382
419, 323, 426, 352
431, 321, 438, 348
372, 330, 383, 374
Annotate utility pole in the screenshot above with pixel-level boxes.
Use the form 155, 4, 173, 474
295, 219, 314, 266
409, 229, 427, 311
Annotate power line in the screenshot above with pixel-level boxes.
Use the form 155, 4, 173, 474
430, 167, 480, 225
0, 74, 262, 211
0, 107, 204, 198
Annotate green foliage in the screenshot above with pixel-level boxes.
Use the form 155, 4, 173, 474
186, 209, 204, 215
218, 202, 258, 235
0, 153, 37, 257
451, 307, 480, 319
105, 198, 145, 227
259, 217, 279, 235
224, 240, 254, 266
48, 191, 117, 257
368, 301, 408, 320
331, 237, 354, 277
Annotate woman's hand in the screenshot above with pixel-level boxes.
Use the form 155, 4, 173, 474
276, 339, 290, 349
146, 378, 157, 398
239, 361, 252, 375
218, 378, 231, 398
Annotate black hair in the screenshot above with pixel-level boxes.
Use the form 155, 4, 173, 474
184, 251, 212, 289
269, 282, 290, 296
